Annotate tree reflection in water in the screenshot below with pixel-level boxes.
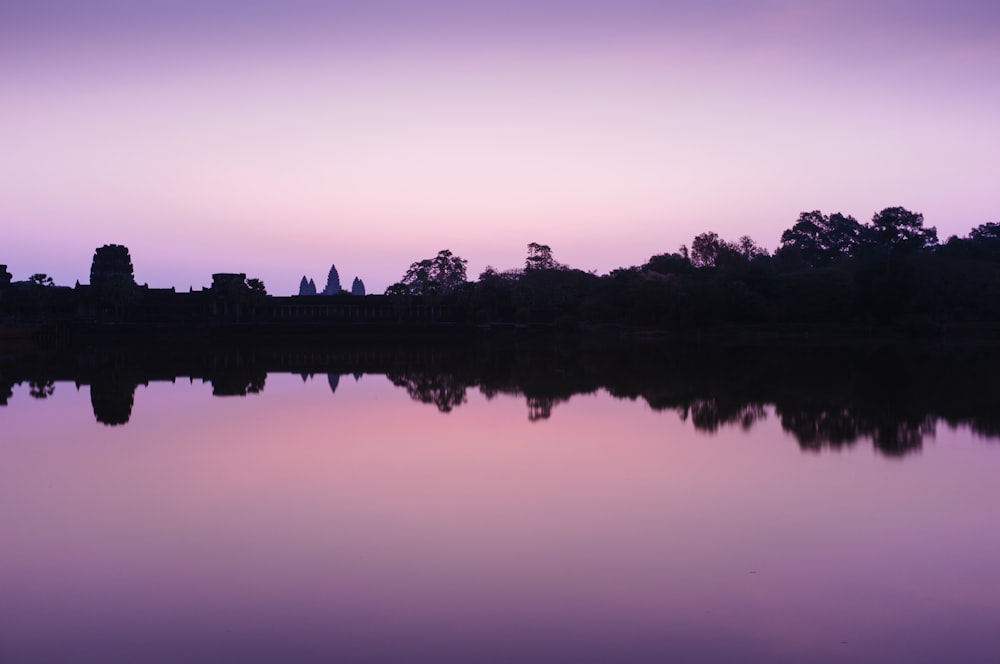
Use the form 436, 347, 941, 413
681, 399, 768, 433
29, 379, 55, 399
3, 336, 1000, 456
776, 405, 937, 457
388, 370, 469, 413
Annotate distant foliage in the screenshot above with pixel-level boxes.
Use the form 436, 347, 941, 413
690, 232, 723, 268
246, 278, 267, 295
865, 206, 938, 252
387, 249, 468, 297
10, 203, 1000, 332
644, 252, 692, 276
969, 222, 1000, 243
690, 232, 768, 268
779, 211, 862, 267
525, 242, 561, 271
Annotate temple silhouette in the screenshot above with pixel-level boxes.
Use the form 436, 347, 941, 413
0, 245, 451, 329
6, 211, 1000, 336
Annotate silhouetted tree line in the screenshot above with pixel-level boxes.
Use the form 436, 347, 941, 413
3, 207, 999, 331
384, 207, 1000, 329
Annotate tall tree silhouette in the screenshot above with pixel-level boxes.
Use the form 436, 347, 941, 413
246, 278, 266, 295
690, 232, 723, 268
388, 249, 467, 297
525, 243, 558, 271
865, 207, 937, 252
779, 211, 862, 266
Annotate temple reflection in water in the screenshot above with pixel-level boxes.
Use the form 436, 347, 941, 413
3, 335, 999, 457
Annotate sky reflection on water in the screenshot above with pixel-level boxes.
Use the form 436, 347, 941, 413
2, 373, 999, 663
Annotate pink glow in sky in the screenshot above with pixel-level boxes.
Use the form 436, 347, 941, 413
2, 1, 999, 292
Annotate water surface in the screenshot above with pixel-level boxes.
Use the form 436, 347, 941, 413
2, 342, 999, 662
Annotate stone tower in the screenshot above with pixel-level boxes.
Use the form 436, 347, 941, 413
323, 264, 341, 295
90, 244, 136, 295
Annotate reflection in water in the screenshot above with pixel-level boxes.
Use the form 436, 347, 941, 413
681, 399, 768, 433
90, 377, 137, 426
212, 370, 266, 396
526, 395, 559, 422
3, 336, 1000, 663
388, 369, 469, 413
29, 378, 55, 399
777, 405, 937, 457
3, 336, 1000, 456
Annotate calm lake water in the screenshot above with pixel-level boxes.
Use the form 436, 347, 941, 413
2, 342, 1000, 663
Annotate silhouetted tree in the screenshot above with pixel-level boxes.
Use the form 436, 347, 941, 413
389, 249, 468, 297
0, 265, 12, 288
690, 232, 766, 268
733, 235, 768, 262
473, 266, 517, 322
29, 273, 54, 287
865, 206, 937, 252
969, 221, 1000, 243
644, 252, 692, 276
384, 282, 410, 298
525, 242, 559, 271
691, 232, 724, 268
779, 211, 863, 267
351, 277, 366, 296
960, 222, 1000, 261
323, 264, 341, 295
246, 278, 267, 295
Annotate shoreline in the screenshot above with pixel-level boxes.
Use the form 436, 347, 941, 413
3, 319, 1000, 352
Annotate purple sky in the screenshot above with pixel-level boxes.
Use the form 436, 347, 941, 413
2, 0, 999, 293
